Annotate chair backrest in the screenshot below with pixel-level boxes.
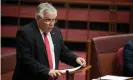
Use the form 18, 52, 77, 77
116, 47, 124, 75
1, 52, 16, 74
86, 33, 133, 80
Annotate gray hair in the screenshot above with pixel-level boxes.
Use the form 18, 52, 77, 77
35, 2, 57, 18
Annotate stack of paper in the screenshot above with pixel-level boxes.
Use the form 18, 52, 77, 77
93, 75, 133, 80
59, 66, 81, 73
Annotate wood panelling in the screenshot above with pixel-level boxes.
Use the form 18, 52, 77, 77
1, 0, 132, 45
68, 9, 88, 21
88, 30, 110, 38
67, 29, 88, 42
20, 6, 36, 18
1, 4, 19, 17
117, 11, 129, 23
57, 8, 67, 20
60, 29, 67, 40
89, 10, 110, 22
1, 25, 18, 38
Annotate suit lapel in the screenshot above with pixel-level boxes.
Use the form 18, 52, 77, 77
33, 22, 49, 65
33, 21, 58, 68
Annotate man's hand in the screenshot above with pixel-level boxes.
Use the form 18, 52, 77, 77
76, 57, 86, 67
48, 70, 62, 78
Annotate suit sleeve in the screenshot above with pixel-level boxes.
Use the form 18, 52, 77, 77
16, 30, 50, 77
58, 30, 80, 67
123, 40, 133, 76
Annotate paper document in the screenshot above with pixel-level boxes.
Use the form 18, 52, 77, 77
59, 66, 81, 73
99, 75, 132, 80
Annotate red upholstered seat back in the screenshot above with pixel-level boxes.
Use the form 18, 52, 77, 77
1, 47, 16, 80
90, 34, 133, 79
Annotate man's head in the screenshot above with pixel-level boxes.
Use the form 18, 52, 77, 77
35, 3, 57, 33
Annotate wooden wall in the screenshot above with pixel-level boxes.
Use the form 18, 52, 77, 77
1, 0, 133, 53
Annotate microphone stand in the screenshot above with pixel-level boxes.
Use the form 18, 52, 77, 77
66, 70, 70, 80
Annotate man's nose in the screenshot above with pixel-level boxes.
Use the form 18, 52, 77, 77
49, 22, 54, 26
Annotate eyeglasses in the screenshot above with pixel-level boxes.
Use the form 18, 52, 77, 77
41, 18, 57, 24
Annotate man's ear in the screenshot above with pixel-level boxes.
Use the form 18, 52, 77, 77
35, 15, 41, 20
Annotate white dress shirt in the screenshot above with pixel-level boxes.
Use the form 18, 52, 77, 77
39, 29, 55, 70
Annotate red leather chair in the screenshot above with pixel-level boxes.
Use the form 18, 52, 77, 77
1, 47, 16, 80
86, 33, 133, 80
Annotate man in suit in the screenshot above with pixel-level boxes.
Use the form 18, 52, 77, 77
12, 2, 86, 80
123, 40, 133, 77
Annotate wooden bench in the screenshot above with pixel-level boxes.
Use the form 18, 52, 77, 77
86, 33, 133, 80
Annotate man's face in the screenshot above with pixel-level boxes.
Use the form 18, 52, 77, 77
37, 12, 57, 33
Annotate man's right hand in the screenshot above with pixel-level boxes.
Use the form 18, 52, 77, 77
48, 70, 62, 78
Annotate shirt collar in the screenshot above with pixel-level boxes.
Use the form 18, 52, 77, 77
39, 28, 50, 35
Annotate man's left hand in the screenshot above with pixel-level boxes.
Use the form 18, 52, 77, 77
76, 57, 86, 67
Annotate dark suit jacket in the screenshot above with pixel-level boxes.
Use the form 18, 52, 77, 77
123, 40, 133, 77
12, 21, 79, 80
